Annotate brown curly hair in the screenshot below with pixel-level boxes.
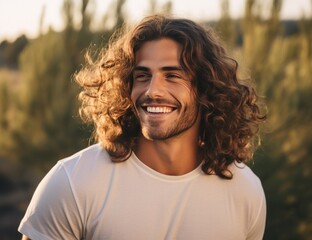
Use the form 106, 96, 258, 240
75, 15, 266, 179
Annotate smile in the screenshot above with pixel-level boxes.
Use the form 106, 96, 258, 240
142, 106, 176, 114
147, 106, 173, 113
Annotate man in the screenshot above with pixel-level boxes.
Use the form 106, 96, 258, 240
19, 15, 266, 239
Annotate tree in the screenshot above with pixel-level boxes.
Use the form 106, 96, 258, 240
0, 0, 96, 169
1, 35, 29, 68
216, 0, 237, 47
240, 0, 312, 239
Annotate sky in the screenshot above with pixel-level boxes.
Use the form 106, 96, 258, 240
0, 0, 311, 42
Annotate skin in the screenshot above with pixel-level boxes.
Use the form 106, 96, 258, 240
131, 38, 202, 176
21, 38, 202, 240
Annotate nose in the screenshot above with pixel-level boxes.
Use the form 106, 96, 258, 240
145, 74, 164, 98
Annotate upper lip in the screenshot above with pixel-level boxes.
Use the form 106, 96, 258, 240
140, 98, 177, 107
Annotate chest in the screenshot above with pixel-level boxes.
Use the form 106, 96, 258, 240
83, 172, 247, 240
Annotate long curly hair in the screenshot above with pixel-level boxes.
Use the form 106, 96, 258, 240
75, 15, 266, 179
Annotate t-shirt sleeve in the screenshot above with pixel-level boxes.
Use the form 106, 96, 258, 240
246, 182, 267, 240
18, 162, 83, 240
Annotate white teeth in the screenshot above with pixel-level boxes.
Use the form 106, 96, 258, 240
146, 106, 173, 113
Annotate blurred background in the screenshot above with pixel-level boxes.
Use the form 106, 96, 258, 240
0, 0, 311, 239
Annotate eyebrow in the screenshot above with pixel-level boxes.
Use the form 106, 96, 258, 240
133, 66, 184, 72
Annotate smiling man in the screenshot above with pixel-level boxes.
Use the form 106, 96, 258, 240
19, 15, 267, 240
131, 38, 201, 175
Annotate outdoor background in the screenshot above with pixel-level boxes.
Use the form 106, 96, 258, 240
0, 0, 311, 239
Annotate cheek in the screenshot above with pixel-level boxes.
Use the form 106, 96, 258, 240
131, 83, 147, 100
130, 87, 140, 106
174, 80, 193, 95
175, 84, 195, 101
130, 91, 140, 117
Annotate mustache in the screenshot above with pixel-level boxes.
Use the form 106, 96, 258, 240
136, 97, 178, 107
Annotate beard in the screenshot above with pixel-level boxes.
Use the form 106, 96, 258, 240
135, 97, 200, 141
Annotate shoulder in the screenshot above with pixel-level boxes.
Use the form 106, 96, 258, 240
228, 162, 266, 236
227, 162, 266, 212
29, 144, 115, 207
229, 162, 264, 193
57, 144, 115, 195
203, 162, 265, 202
17, 145, 110, 239
24, 144, 113, 206
59, 143, 112, 172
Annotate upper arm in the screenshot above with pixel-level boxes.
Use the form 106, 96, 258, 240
246, 184, 267, 240
18, 163, 83, 239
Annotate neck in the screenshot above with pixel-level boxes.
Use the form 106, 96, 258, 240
134, 131, 201, 176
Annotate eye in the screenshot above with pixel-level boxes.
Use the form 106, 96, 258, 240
165, 73, 182, 80
133, 72, 151, 82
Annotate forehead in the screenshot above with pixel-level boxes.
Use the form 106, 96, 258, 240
135, 38, 182, 67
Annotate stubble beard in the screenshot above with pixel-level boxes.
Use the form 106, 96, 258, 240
140, 102, 200, 141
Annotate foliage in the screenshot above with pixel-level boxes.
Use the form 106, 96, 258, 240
0, 35, 29, 68
215, 0, 312, 239
0, 0, 311, 239
0, 0, 128, 171
236, 0, 311, 239
11, 31, 87, 166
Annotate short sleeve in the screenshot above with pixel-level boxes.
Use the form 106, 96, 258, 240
246, 184, 267, 240
18, 162, 83, 240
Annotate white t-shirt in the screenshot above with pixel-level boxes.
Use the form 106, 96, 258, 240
18, 144, 266, 240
